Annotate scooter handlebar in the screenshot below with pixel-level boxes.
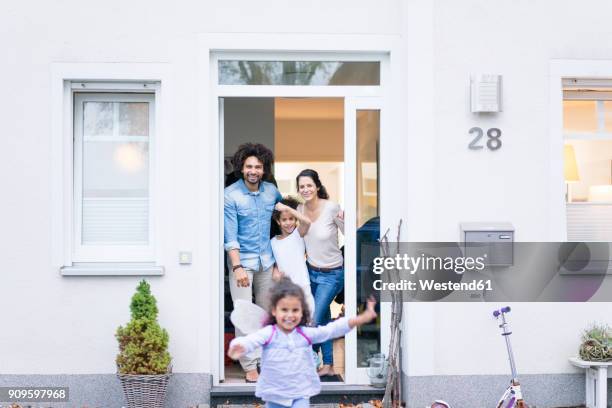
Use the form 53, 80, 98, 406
492, 306, 511, 317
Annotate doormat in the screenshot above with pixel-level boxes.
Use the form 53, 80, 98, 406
319, 373, 343, 382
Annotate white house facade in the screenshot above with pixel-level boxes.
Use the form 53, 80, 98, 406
3, 1, 612, 407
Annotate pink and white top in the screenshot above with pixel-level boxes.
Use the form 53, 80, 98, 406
229, 317, 351, 403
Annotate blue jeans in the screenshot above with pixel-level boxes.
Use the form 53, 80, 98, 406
308, 264, 344, 366
265, 398, 309, 408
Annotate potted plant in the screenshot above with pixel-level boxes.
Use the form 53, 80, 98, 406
579, 323, 612, 362
116, 280, 172, 408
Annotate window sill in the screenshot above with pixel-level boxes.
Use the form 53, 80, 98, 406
61, 263, 164, 276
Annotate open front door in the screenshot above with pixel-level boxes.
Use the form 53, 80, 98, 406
212, 51, 391, 386
344, 97, 389, 384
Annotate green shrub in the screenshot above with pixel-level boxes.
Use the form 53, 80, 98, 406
116, 280, 171, 374
579, 323, 612, 362
130, 279, 159, 320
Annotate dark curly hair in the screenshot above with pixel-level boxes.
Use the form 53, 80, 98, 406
231, 143, 275, 182
272, 196, 300, 223
266, 277, 312, 327
296, 169, 329, 199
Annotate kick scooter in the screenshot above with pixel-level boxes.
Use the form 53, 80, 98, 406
493, 306, 529, 408
428, 307, 529, 408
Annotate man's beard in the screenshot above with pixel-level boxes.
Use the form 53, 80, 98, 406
245, 174, 261, 184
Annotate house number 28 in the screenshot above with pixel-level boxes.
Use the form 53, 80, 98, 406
468, 127, 502, 151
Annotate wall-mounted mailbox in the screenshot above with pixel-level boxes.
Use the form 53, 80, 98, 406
460, 222, 514, 266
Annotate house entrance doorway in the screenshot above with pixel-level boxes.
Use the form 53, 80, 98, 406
213, 55, 388, 386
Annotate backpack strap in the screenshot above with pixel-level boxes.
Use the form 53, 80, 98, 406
296, 326, 312, 345
264, 325, 277, 346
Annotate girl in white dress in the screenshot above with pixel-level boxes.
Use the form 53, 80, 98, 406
271, 197, 315, 318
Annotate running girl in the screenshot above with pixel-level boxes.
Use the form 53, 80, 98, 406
227, 278, 377, 408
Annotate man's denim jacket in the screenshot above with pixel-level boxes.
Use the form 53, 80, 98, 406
224, 178, 282, 271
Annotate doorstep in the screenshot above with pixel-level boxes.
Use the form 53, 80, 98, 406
213, 405, 376, 408
210, 384, 385, 407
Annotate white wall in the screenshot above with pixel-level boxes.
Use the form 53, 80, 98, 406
432, 303, 612, 375
0, 0, 402, 375
431, 0, 612, 242
1, 0, 612, 382
401, 0, 612, 378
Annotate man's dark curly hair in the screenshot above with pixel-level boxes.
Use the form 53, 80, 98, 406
232, 143, 275, 182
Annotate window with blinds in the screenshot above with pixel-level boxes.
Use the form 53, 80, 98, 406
73, 92, 155, 261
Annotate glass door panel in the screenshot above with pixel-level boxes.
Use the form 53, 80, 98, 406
356, 110, 380, 367
344, 98, 385, 384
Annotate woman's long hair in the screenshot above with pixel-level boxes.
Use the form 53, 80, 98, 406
296, 169, 329, 199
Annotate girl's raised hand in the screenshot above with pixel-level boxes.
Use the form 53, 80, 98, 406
349, 297, 377, 328
363, 297, 377, 321
275, 202, 289, 212
227, 343, 246, 360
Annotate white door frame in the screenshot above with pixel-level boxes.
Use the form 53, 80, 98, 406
344, 96, 389, 384
197, 33, 401, 386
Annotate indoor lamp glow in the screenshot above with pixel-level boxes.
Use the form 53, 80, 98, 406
564, 144, 579, 202
114, 143, 145, 173
564, 145, 579, 182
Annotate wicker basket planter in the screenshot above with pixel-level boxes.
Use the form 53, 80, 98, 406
118, 368, 172, 408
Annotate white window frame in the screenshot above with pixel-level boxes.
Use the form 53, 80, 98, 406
73, 92, 156, 262
563, 87, 612, 140
562, 80, 612, 242
51, 63, 169, 275
549, 60, 612, 240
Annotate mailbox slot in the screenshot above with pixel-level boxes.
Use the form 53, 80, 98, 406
460, 223, 514, 266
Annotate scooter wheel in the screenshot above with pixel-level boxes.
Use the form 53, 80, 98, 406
430, 402, 450, 408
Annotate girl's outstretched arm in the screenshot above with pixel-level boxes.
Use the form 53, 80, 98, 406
227, 325, 274, 360
304, 298, 377, 344
303, 317, 351, 345
227, 343, 247, 360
